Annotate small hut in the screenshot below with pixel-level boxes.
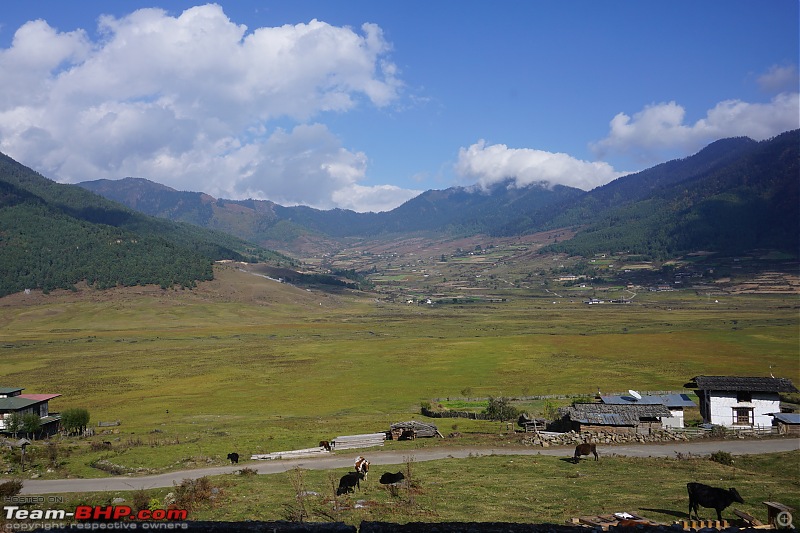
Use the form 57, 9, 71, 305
389, 420, 442, 439
556, 403, 672, 434
770, 412, 800, 436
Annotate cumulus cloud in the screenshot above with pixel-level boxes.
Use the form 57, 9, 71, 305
591, 91, 800, 165
0, 4, 414, 212
455, 141, 625, 192
227, 123, 420, 212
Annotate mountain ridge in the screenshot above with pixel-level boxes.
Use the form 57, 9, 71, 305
78, 130, 799, 260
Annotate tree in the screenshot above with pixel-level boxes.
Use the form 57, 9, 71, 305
21, 412, 41, 439
61, 408, 90, 436
484, 396, 519, 422
5, 412, 23, 438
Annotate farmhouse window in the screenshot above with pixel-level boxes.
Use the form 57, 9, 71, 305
733, 407, 753, 426
736, 391, 752, 403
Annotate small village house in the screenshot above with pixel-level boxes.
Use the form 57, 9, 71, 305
0, 386, 61, 437
555, 403, 672, 434
685, 376, 798, 428
600, 393, 696, 428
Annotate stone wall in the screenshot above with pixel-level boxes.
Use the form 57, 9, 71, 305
520, 429, 695, 448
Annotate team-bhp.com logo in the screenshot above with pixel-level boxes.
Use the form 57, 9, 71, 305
4, 504, 188, 530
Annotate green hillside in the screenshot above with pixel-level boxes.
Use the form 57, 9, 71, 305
0, 153, 294, 297
542, 130, 799, 259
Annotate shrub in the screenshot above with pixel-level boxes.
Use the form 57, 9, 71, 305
173, 477, 214, 511
0, 480, 23, 498
132, 489, 151, 512
710, 450, 734, 466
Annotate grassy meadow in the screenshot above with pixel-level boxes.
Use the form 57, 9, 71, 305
8, 451, 799, 527
0, 264, 798, 481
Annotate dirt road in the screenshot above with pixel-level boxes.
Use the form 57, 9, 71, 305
13, 437, 799, 495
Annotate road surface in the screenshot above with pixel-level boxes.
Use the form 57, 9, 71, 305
12, 437, 799, 495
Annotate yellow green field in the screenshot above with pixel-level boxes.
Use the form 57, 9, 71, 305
0, 265, 798, 481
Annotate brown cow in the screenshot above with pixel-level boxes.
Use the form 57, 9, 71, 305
573, 443, 598, 463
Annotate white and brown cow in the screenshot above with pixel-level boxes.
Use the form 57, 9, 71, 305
354, 456, 370, 479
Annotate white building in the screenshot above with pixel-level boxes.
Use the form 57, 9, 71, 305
686, 376, 798, 428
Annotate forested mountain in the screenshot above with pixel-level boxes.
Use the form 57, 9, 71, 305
541, 130, 799, 258
0, 153, 292, 297
79, 129, 799, 262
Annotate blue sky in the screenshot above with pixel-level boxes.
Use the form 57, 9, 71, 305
1, 1, 797, 212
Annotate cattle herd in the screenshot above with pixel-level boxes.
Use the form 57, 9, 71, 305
224, 445, 747, 522
337, 455, 405, 496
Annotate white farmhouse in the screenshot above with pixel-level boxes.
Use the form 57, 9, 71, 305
685, 376, 798, 429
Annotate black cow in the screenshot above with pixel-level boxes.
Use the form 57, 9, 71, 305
379, 471, 405, 485
319, 440, 332, 451
227, 452, 239, 464
687, 482, 744, 520
573, 443, 598, 463
336, 471, 364, 495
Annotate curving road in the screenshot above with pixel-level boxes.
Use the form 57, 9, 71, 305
12, 437, 799, 495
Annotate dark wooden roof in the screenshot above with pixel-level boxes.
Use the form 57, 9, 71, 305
560, 403, 671, 426
686, 376, 798, 393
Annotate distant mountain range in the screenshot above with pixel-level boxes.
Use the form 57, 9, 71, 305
0, 130, 796, 298
79, 130, 799, 260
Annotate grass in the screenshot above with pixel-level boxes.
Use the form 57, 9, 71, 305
0, 266, 797, 479
13, 451, 799, 527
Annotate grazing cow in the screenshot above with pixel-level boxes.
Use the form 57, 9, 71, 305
379, 471, 405, 485
354, 456, 370, 478
336, 471, 364, 495
687, 482, 744, 521
319, 440, 332, 451
227, 452, 239, 464
573, 443, 598, 463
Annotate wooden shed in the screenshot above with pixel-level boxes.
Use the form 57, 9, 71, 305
389, 420, 442, 439
770, 412, 800, 436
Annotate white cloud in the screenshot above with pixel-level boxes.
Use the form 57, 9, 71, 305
0, 4, 414, 212
758, 64, 799, 94
228, 123, 419, 211
455, 141, 625, 192
591, 92, 800, 165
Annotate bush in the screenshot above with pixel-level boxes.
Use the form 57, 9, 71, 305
132, 489, 151, 512
173, 477, 215, 511
0, 480, 23, 498
710, 450, 734, 466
